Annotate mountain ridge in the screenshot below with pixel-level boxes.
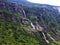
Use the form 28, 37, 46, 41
6, 0, 60, 13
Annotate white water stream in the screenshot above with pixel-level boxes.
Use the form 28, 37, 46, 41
42, 32, 50, 44
31, 22, 35, 29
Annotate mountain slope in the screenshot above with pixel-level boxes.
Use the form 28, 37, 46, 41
0, 0, 60, 45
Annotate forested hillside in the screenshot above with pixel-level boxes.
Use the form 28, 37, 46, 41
0, 0, 60, 45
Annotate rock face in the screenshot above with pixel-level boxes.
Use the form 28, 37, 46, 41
0, 0, 60, 45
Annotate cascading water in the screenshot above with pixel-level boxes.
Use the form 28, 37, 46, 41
20, 5, 26, 18
42, 32, 50, 44
50, 36, 55, 41
22, 8, 26, 18
31, 22, 35, 29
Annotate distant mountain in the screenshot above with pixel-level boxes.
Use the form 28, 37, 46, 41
6, 0, 60, 12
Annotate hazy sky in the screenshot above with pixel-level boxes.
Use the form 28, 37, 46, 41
28, 0, 60, 6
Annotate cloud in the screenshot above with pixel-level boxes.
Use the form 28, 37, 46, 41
28, 0, 60, 6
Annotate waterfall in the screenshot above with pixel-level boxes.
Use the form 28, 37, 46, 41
20, 5, 26, 18
22, 8, 26, 18
50, 36, 55, 41
42, 32, 50, 44
31, 22, 35, 29
17, 4, 26, 18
